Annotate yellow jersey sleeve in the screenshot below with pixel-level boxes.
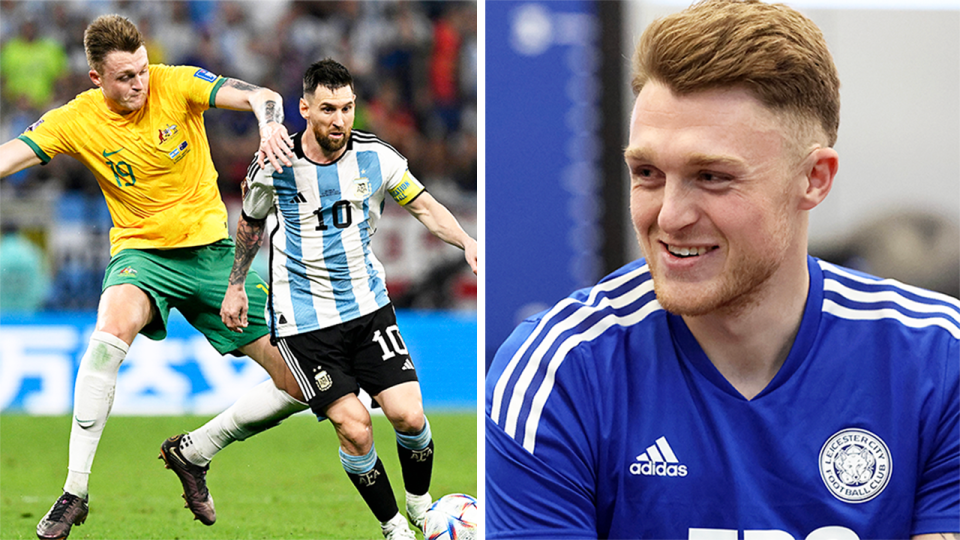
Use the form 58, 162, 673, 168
17, 65, 233, 255
157, 64, 228, 109
17, 102, 77, 162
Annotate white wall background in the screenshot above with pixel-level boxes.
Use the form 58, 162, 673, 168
623, 2, 960, 258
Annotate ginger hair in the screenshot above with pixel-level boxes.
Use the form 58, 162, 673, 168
632, 0, 840, 147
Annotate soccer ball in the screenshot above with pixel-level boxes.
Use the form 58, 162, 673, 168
422, 493, 478, 540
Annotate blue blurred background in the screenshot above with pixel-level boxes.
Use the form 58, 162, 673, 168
0, 310, 476, 414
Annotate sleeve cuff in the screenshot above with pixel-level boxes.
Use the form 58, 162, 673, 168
209, 76, 228, 108
17, 135, 51, 164
241, 209, 267, 223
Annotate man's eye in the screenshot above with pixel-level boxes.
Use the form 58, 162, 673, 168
699, 172, 730, 182
629, 165, 663, 186
633, 167, 655, 178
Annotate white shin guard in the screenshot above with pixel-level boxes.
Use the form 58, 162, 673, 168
64, 331, 129, 497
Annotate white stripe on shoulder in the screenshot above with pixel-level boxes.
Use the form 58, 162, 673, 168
823, 279, 960, 328
502, 280, 657, 440
823, 299, 960, 339
819, 259, 960, 310
490, 264, 650, 423
245, 155, 261, 182
521, 299, 662, 453
351, 130, 404, 159
491, 264, 663, 454
819, 260, 960, 337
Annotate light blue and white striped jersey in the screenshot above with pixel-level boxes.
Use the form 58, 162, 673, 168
244, 129, 425, 337
486, 256, 960, 539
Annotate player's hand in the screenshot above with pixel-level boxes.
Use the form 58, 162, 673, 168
258, 121, 294, 173
464, 237, 478, 275
221, 285, 250, 332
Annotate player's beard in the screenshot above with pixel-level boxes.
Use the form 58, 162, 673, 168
315, 126, 350, 153
643, 210, 793, 318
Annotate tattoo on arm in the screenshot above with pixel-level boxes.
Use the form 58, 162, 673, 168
262, 100, 283, 125
223, 78, 283, 128
223, 78, 261, 92
228, 216, 266, 286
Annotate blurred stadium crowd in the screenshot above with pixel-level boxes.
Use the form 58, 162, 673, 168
0, 0, 478, 313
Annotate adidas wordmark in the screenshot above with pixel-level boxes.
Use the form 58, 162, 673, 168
631, 436, 688, 477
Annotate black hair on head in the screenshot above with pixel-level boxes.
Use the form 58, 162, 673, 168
303, 59, 354, 96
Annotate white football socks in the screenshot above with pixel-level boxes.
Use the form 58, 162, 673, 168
180, 379, 307, 466
64, 331, 129, 498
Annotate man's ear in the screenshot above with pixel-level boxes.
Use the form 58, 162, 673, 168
300, 97, 309, 120
798, 147, 838, 211
89, 69, 102, 88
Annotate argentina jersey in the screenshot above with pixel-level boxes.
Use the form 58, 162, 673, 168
244, 129, 425, 337
486, 256, 959, 539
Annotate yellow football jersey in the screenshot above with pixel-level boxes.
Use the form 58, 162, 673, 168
19, 64, 232, 255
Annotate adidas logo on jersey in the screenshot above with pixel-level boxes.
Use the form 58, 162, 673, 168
630, 436, 688, 477
401, 359, 415, 371
290, 192, 307, 204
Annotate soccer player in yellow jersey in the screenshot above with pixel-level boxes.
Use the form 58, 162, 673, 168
0, 15, 312, 539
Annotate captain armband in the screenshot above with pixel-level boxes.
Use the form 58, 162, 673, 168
388, 171, 425, 206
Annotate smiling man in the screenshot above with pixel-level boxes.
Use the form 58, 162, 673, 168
0, 14, 314, 540
485, 1, 959, 538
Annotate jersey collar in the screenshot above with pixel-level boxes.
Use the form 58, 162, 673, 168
294, 130, 354, 166
667, 255, 825, 401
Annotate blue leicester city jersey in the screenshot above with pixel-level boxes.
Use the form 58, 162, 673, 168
486, 256, 960, 539
244, 130, 425, 337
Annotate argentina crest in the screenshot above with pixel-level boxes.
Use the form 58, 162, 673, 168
819, 428, 891, 503
314, 369, 333, 392
350, 177, 371, 198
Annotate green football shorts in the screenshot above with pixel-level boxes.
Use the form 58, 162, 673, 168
102, 238, 270, 355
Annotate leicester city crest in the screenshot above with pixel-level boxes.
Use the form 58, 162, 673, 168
314, 369, 333, 392
819, 428, 892, 503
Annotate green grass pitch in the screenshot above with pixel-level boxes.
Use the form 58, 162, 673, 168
0, 412, 477, 539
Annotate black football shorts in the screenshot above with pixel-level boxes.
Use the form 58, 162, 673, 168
276, 304, 419, 418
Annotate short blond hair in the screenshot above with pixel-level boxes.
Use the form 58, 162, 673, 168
632, 0, 840, 147
83, 14, 145, 74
